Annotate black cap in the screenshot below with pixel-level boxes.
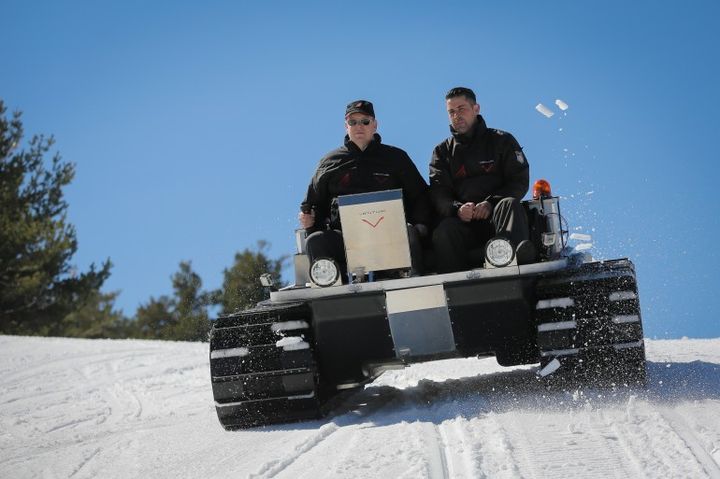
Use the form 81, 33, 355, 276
345, 100, 375, 118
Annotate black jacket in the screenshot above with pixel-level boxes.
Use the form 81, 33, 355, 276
429, 115, 529, 218
303, 134, 431, 232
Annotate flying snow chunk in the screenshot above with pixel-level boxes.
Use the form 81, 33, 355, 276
570, 233, 592, 242
276, 336, 310, 351
210, 347, 249, 359
555, 99, 569, 110
538, 358, 562, 377
574, 243, 593, 251
535, 103, 554, 118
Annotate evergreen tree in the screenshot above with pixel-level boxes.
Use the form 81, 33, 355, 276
60, 290, 132, 339
170, 261, 217, 341
220, 241, 286, 315
0, 100, 111, 335
133, 261, 217, 341
134, 295, 175, 340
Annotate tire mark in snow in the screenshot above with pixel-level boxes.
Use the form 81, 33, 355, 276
436, 418, 483, 479
249, 422, 339, 478
68, 447, 101, 478
473, 413, 522, 478
610, 396, 716, 478
660, 408, 720, 478
248, 387, 398, 478
421, 423, 449, 479
497, 407, 644, 479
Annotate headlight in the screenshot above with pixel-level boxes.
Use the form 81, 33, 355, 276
485, 237, 514, 267
309, 258, 340, 287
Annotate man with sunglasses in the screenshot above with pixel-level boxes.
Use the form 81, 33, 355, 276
299, 100, 431, 280
429, 87, 535, 273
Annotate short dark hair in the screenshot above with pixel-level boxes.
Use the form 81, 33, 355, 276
445, 87, 476, 104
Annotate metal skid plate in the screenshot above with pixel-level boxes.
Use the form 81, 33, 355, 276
385, 285, 456, 358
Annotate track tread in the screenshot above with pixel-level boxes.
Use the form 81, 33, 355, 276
535, 259, 647, 384
209, 302, 323, 429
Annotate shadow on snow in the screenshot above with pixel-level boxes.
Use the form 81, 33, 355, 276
262, 359, 720, 431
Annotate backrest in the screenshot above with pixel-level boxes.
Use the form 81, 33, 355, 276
337, 189, 411, 275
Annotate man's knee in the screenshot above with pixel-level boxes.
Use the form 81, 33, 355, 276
432, 217, 464, 244
495, 197, 521, 213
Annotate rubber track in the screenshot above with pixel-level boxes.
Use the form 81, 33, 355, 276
535, 259, 647, 384
209, 302, 323, 429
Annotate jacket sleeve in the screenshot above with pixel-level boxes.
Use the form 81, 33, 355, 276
429, 142, 460, 218
397, 150, 432, 226
486, 134, 529, 205
301, 160, 331, 234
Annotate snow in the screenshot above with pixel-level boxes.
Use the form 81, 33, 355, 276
535, 103, 554, 118
210, 347, 249, 359
275, 336, 310, 351
536, 297, 575, 309
271, 321, 310, 333
569, 233, 592, 242
2, 335, 720, 478
610, 291, 638, 301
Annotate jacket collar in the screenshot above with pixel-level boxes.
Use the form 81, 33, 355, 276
345, 133, 382, 153
450, 115, 487, 144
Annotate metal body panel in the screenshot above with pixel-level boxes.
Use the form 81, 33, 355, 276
526, 196, 563, 258
272, 258, 568, 303
304, 271, 545, 384
310, 293, 395, 385
386, 285, 456, 358
444, 277, 537, 357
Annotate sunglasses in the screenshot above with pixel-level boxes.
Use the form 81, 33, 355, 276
346, 118, 373, 126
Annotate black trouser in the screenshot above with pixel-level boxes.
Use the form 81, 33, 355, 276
305, 224, 424, 281
432, 197, 529, 274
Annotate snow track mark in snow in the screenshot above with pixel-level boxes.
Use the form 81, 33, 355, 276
250, 423, 340, 478
606, 396, 717, 478
421, 423, 449, 479
659, 407, 720, 478
495, 405, 646, 478
436, 418, 485, 479
68, 447, 101, 478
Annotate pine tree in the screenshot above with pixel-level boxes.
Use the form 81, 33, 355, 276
133, 261, 217, 341
134, 295, 175, 340
60, 290, 132, 339
0, 100, 111, 335
170, 261, 217, 341
220, 241, 286, 315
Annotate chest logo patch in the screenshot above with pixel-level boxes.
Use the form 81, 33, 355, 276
373, 172, 390, 184
479, 160, 496, 173
339, 172, 351, 187
454, 164, 467, 178
515, 151, 526, 165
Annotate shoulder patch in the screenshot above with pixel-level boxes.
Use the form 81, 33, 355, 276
493, 129, 507, 136
515, 151, 526, 165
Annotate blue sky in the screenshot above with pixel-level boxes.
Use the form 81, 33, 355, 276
2, 1, 719, 338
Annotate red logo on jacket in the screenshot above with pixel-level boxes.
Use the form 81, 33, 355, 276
339, 172, 351, 187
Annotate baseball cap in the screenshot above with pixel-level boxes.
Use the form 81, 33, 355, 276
345, 100, 375, 118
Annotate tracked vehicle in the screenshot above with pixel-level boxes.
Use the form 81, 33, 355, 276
209, 181, 646, 429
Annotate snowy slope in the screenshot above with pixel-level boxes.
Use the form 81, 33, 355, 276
1, 336, 720, 479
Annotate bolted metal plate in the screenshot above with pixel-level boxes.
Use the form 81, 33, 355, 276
386, 285, 456, 358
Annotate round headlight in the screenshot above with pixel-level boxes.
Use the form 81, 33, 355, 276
309, 258, 340, 287
485, 237, 514, 267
